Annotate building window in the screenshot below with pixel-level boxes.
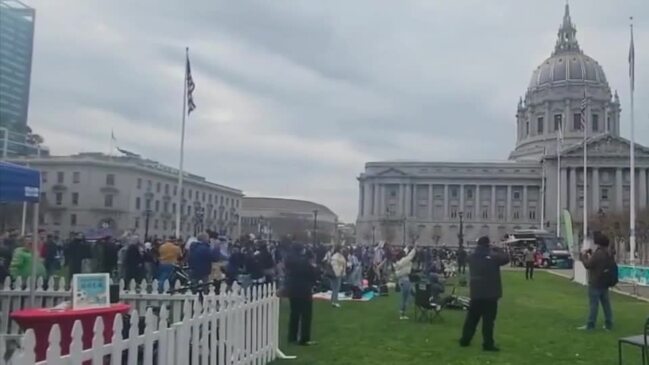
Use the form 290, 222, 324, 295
70, 214, 77, 226
607, 116, 612, 131
513, 191, 521, 200
73, 172, 80, 183
525, 121, 530, 135
173, 185, 177, 196
41, 171, 48, 183
172, 203, 176, 213
104, 194, 114, 208
537, 117, 544, 134
202, 192, 206, 201
106, 174, 115, 186
154, 220, 159, 229
465, 210, 473, 220
528, 209, 536, 220
71, 192, 79, 206
165, 184, 169, 195
155, 200, 160, 212
145, 199, 151, 210
155, 182, 160, 193
163, 220, 168, 230
497, 206, 505, 220
450, 206, 458, 219
513, 209, 520, 220
57, 171, 64, 184
554, 114, 562, 131
573, 113, 582, 130
147, 180, 152, 190
164, 201, 169, 212
135, 218, 140, 229
187, 206, 191, 215
137, 178, 142, 189
466, 189, 473, 200
481, 207, 489, 220
591, 114, 599, 132
220, 196, 224, 205
601, 188, 609, 201
55, 192, 63, 206
135, 197, 141, 210
195, 190, 199, 200
450, 188, 458, 199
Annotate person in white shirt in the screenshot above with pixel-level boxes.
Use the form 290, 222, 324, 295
329, 246, 347, 308
393, 244, 418, 319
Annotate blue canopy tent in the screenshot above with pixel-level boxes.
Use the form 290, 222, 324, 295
0, 161, 41, 305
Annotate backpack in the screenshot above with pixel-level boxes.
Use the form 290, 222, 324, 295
598, 253, 619, 288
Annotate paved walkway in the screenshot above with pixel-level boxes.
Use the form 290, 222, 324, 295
548, 268, 649, 302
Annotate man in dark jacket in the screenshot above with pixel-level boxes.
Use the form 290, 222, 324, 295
457, 246, 468, 274
578, 232, 615, 331
124, 237, 144, 284
66, 234, 91, 279
460, 236, 509, 352
285, 243, 318, 346
188, 233, 213, 283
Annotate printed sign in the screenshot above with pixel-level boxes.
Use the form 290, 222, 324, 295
72, 273, 110, 309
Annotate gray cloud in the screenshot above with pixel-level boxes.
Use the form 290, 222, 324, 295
25, 0, 649, 222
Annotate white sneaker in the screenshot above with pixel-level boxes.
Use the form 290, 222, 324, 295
399, 315, 409, 320
332, 303, 341, 308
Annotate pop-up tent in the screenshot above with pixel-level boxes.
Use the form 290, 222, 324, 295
0, 161, 41, 305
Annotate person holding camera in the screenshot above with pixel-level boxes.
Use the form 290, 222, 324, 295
577, 232, 617, 331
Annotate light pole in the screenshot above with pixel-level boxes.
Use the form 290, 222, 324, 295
312, 209, 318, 244
402, 216, 407, 246
193, 206, 204, 236
218, 205, 225, 235
371, 224, 376, 246
458, 211, 464, 248
143, 208, 152, 241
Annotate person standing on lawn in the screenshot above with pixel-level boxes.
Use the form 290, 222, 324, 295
329, 246, 347, 308
285, 243, 318, 346
394, 243, 418, 320
578, 232, 616, 331
524, 245, 536, 280
456, 246, 467, 274
459, 236, 510, 352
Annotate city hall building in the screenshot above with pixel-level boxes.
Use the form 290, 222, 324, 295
356, 5, 649, 246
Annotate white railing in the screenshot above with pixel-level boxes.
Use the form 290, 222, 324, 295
0, 276, 230, 336
6, 282, 279, 365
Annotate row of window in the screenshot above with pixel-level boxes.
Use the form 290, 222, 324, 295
42, 171, 115, 186
134, 197, 235, 219
448, 206, 537, 221
388, 187, 532, 201
524, 113, 606, 136
135, 178, 238, 208
43, 192, 80, 206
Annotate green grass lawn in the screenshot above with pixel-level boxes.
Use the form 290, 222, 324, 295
277, 271, 649, 365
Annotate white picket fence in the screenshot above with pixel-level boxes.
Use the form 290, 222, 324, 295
0, 276, 236, 336
1, 278, 281, 365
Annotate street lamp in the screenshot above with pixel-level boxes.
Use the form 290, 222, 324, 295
193, 206, 205, 236
143, 208, 153, 241
312, 209, 318, 244
371, 224, 376, 246
458, 211, 464, 248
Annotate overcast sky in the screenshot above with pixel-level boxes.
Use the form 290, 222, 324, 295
25, 0, 648, 222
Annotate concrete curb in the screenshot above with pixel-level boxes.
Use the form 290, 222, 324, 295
546, 269, 649, 303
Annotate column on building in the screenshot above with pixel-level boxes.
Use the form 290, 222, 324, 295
363, 182, 372, 218
459, 184, 465, 214
371, 183, 378, 216
506, 185, 512, 221
592, 168, 600, 213
428, 184, 434, 219
444, 185, 449, 219
560, 168, 568, 210
545, 101, 551, 134
522, 186, 528, 222
377, 184, 384, 217
639, 168, 647, 210
397, 184, 404, 215
358, 181, 364, 217
615, 168, 623, 211
491, 185, 496, 220
404, 184, 411, 217
604, 103, 610, 133
475, 184, 480, 220
564, 99, 571, 133
569, 168, 577, 214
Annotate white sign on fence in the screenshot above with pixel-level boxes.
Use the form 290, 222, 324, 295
72, 273, 110, 309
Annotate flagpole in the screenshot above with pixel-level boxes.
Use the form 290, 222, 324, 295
582, 91, 588, 247
629, 18, 636, 266
556, 127, 562, 238
541, 149, 546, 228
175, 47, 188, 239
109, 129, 114, 158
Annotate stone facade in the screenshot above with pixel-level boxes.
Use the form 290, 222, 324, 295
356, 4, 649, 246
9, 153, 243, 239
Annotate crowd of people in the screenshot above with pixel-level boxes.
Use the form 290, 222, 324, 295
0, 227, 620, 353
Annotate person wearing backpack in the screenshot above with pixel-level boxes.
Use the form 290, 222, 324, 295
578, 232, 617, 331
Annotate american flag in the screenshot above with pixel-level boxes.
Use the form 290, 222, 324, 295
629, 18, 635, 92
186, 53, 196, 115
579, 90, 588, 130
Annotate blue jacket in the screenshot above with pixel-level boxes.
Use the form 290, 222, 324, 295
189, 241, 212, 279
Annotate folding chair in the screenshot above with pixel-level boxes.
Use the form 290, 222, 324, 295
618, 316, 649, 365
413, 282, 442, 322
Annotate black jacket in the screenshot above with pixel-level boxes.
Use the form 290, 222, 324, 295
284, 253, 318, 299
468, 245, 510, 300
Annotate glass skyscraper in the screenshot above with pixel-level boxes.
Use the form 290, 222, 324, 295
0, 0, 36, 157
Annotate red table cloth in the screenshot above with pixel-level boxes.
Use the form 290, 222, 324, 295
11, 303, 130, 361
